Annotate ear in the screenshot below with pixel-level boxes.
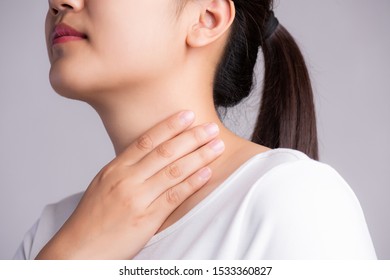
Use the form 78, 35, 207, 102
186, 0, 235, 48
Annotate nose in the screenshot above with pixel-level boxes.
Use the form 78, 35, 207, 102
48, 0, 84, 16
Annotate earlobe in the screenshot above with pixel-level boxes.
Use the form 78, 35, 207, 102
186, 0, 235, 48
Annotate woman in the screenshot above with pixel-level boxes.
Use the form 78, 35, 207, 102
14, 0, 376, 259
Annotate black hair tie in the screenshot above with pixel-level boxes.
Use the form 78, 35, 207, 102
263, 11, 279, 40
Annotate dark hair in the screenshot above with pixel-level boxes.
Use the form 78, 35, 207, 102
214, 0, 319, 160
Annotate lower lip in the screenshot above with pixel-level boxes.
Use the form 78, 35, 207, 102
53, 36, 85, 45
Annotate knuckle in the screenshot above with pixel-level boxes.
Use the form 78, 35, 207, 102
185, 177, 198, 191
164, 163, 182, 180
136, 133, 154, 152
192, 128, 206, 144
166, 118, 179, 131
165, 188, 181, 205
156, 143, 173, 158
98, 164, 117, 182
198, 147, 213, 163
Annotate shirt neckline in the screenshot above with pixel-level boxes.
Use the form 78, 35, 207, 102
143, 148, 301, 247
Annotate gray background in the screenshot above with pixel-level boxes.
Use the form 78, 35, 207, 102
0, 0, 389, 259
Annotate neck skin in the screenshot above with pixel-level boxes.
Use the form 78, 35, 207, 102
88, 48, 268, 231
90, 47, 245, 158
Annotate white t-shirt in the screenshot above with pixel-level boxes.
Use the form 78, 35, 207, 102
14, 149, 377, 259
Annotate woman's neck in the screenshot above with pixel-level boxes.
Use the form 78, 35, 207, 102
87, 69, 269, 232
92, 85, 223, 156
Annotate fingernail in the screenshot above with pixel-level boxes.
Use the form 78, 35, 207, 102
204, 123, 219, 136
209, 139, 225, 153
198, 167, 212, 180
179, 111, 195, 125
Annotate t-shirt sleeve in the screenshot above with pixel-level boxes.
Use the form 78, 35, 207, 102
12, 192, 84, 260
245, 160, 377, 259
13, 219, 40, 260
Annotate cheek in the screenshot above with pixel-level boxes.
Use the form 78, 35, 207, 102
99, 21, 180, 80
93, 2, 183, 80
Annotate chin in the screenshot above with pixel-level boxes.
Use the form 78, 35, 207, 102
49, 65, 95, 102
49, 76, 84, 101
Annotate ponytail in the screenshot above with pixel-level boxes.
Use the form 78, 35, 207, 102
213, 0, 319, 160
253, 24, 319, 160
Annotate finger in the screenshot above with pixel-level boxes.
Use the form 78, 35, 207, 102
148, 166, 213, 219
143, 138, 225, 202
134, 123, 221, 180
117, 111, 195, 165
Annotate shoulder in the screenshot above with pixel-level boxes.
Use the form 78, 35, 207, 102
252, 148, 355, 200
14, 192, 83, 260
242, 148, 356, 199
238, 149, 377, 259
248, 149, 363, 214
43, 192, 84, 220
